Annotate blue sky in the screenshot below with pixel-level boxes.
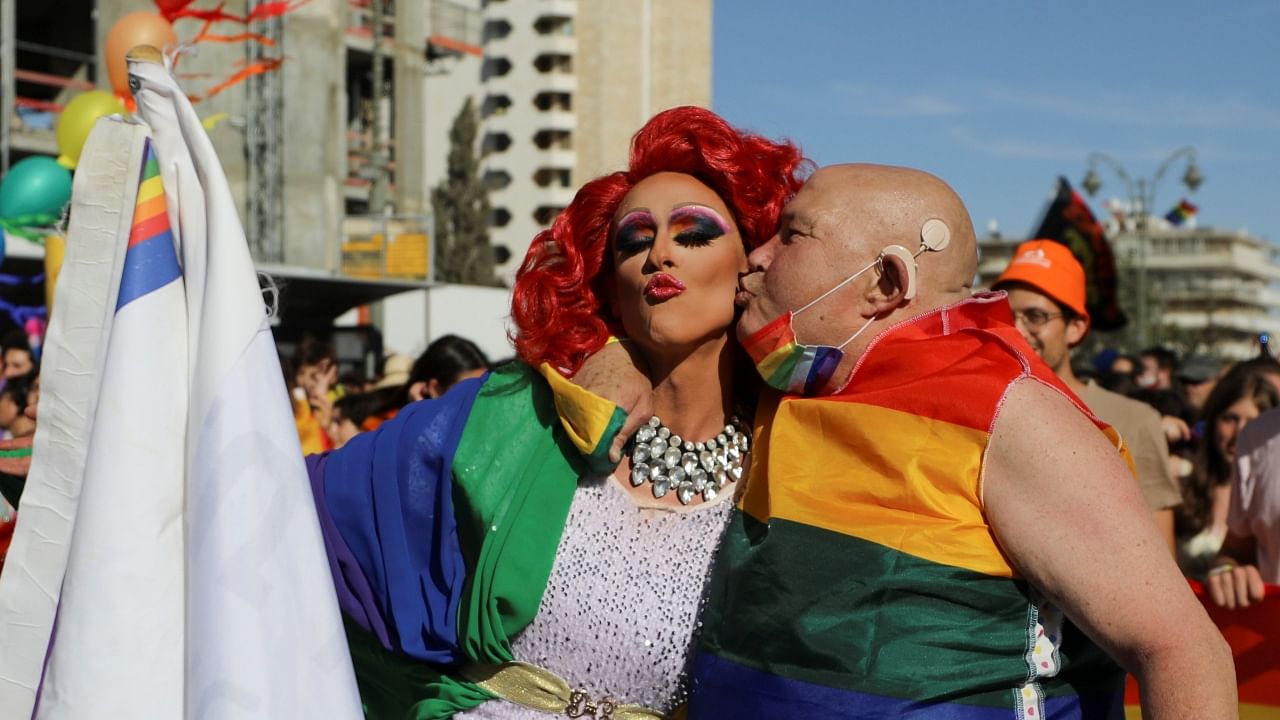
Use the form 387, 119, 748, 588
712, 0, 1280, 243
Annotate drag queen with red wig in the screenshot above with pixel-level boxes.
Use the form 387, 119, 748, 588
306, 106, 807, 718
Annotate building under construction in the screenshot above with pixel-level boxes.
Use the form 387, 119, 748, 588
1, 0, 712, 359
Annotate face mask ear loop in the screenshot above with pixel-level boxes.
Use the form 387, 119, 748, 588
792, 257, 879, 316
834, 315, 877, 350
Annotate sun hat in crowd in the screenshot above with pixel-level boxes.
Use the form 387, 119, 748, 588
992, 239, 1090, 324
373, 354, 412, 389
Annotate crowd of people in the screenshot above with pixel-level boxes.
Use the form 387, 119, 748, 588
0, 330, 42, 574
285, 334, 494, 454
992, 240, 1280, 609
1093, 342, 1279, 607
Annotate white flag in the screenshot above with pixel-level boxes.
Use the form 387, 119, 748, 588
0, 47, 362, 720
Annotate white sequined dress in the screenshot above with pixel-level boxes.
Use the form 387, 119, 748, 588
454, 473, 734, 718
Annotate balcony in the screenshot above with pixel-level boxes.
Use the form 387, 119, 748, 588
537, 33, 576, 55
345, 130, 396, 200
535, 185, 576, 209
536, 109, 577, 132
427, 0, 483, 59
1143, 252, 1280, 282
536, 72, 578, 94
1156, 284, 1280, 311
538, 146, 576, 171
537, 0, 576, 17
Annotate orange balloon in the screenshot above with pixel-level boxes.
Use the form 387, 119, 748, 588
103, 12, 177, 96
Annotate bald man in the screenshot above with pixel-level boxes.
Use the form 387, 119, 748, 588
575, 165, 1233, 717
673, 165, 1234, 718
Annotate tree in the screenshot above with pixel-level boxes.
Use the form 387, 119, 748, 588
431, 98, 499, 286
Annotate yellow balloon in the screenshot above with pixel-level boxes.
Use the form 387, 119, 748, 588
44, 234, 66, 314
55, 91, 127, 170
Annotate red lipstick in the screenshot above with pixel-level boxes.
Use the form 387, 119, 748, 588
644, 273, 686, 300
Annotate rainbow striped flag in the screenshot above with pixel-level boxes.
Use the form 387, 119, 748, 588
118, 141, 182, 308
24, 131, 190, 717
691, 294, 1128, 719
1164, 199, 1198, 227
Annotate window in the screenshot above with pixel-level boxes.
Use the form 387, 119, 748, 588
533, 129, 572, 150
533, 16, 573, 36
533, 168, 571, 188
482, 57, 512, 80
533, 91, 572, 112
533, 53, 573, 74
482, 132, 512, 154
481, 94, 512, 118
533, 206, 566, 225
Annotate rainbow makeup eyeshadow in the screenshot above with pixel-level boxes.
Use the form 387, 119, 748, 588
669, 205, 730, 246
613, 210, 657, 255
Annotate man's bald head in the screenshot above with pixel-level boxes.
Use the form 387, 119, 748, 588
804, 163, 978, 299
736, 162, 980, 393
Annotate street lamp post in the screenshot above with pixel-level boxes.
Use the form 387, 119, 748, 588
1081, 147, 1204, 348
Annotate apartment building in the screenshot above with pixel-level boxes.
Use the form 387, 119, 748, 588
448, 0, 712, 282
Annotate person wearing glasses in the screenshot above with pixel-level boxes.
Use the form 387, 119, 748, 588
993, 240, 1181, 554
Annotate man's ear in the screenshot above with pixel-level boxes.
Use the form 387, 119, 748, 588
408, 381, 428, 403
867, 249, 913, 315
1065, 316, 1090, 347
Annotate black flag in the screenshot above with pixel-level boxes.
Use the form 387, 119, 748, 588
1032, 177, 1128, 331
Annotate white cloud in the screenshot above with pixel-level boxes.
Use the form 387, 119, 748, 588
978, 87, 1280, 132
825, 82, 965, 118
947, 127, 1088, 161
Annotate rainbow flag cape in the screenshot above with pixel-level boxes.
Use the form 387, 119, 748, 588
691, 293, 1129, 719
308, 361, 626, 718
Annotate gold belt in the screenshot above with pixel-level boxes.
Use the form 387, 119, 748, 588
462, 660, 675, 719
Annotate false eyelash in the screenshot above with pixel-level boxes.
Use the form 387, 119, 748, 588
615, 230, 655, 256
675, 231, 717, 247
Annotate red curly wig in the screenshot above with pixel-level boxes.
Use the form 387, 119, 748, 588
511, 106, 809, 374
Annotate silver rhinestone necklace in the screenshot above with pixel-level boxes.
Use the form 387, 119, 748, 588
627, 415, 750, 505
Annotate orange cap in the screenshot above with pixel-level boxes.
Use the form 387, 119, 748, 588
993, 240, 1090, 323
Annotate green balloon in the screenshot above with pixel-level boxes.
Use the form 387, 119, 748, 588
0, 156, 73, 219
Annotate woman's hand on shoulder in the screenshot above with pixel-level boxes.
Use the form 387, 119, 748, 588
573, 340, 653, 463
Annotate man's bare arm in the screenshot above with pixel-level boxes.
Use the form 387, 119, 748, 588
984, 379, 1235, 719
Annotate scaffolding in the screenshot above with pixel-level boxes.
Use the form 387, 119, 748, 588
244, 0, 285, 263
